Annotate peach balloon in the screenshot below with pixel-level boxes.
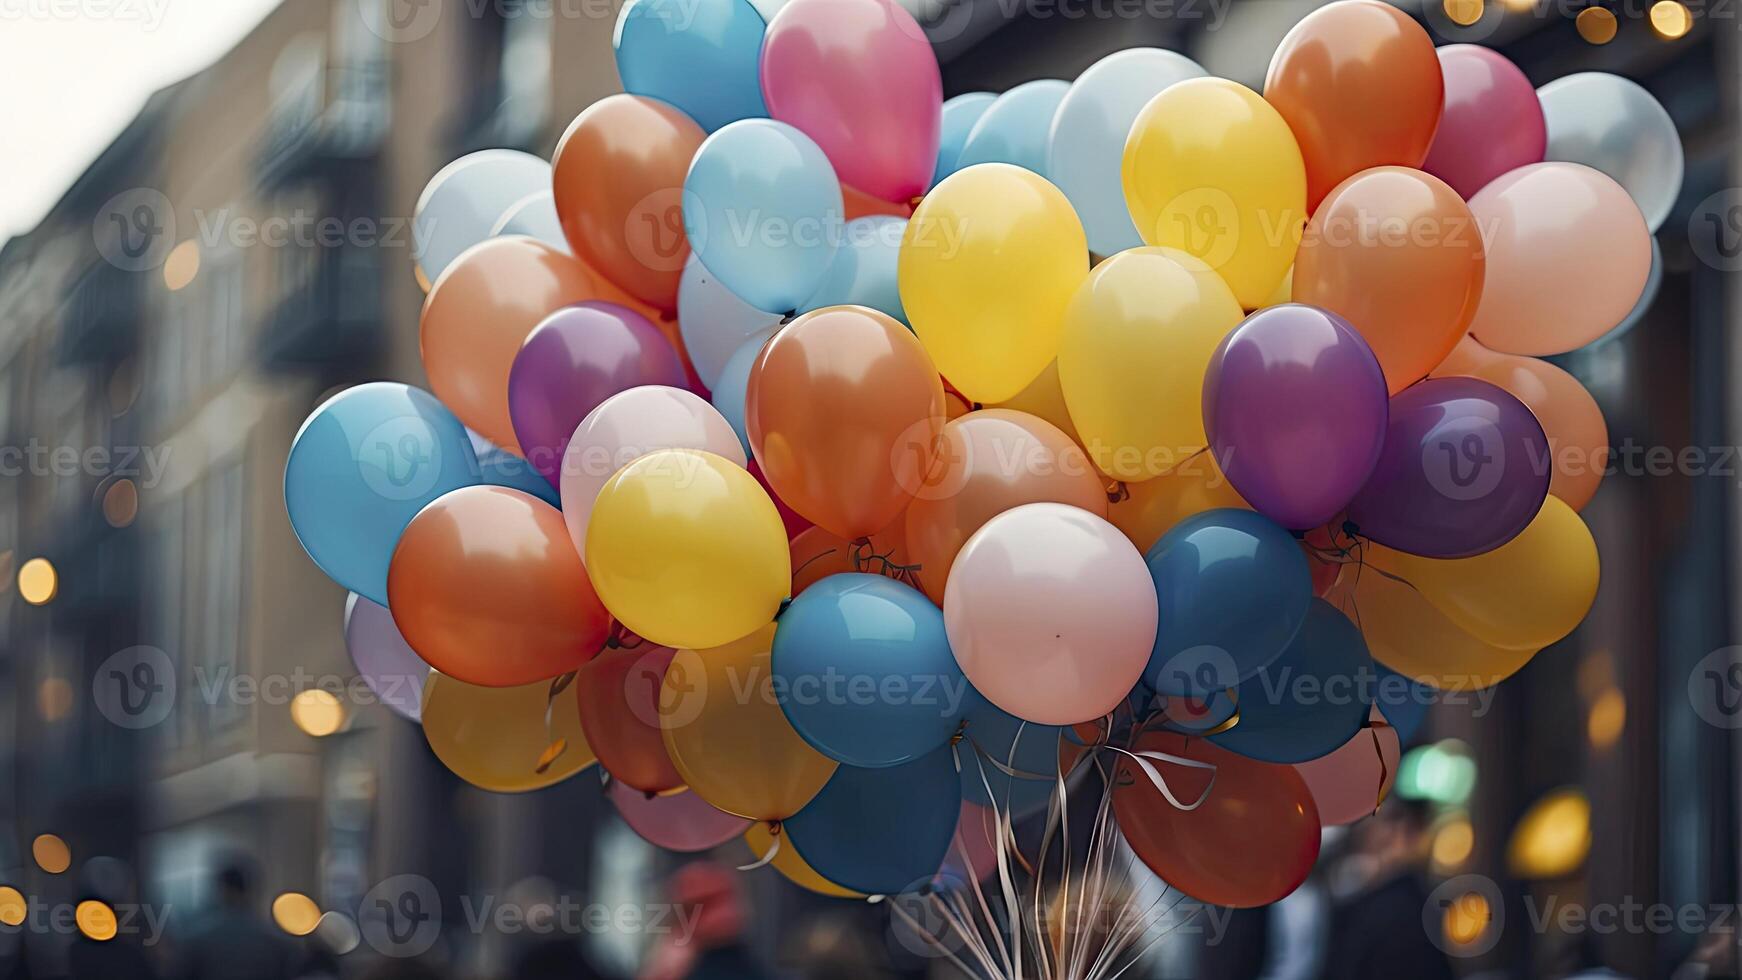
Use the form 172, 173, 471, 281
1466, 162, 1652, 355
420, 237, 603, 452
788, 525, 909, 597
1106, 452, 1248, 553
1295, 715, 1401, 827
1295, 167, 1486, 393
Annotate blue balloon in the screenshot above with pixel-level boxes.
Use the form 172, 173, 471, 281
285, 383, 479, 605
1144, 509, 1311, 696
773, 574, 967, 768
613, 0, 767, 133
710, 327, 771, 458
1370, 664, 1432, 745
800, 216, 908, 325
785, 746, 961, 895
474, 446, 560, 506
958, 692, 1061, 815
953, 79, 1070, 177
933, 92, 997, 187
1211, 600, 1374, 764
685, 120, 842, 314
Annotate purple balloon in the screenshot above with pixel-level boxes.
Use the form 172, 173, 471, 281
506, 302, 687, 486
1203, 305, 1390, 530
1346, 377, 1550, 558
608, 782, 752, 853
344, 593, 430, 721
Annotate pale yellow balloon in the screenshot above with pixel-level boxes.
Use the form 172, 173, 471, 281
422, 671, 596, 792
1107, 452, 1248, 553
900, 164, 1088, 404
1122, 78, 1306, 308
1261, 265, 1293, 309
992, 360, 1084, 449
1057, 247, 1246, 481
744, 823, 862, 898
1337, 560, 1539, 690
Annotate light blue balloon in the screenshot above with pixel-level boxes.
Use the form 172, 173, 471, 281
285, 383, 479, 605
933, 92, 996, 187
1210, 599, 1374, 764
677, 255, 781, 390
1371, 664, 1432, 746
954, 79, 1070, 177
773, 573, 967, 768
785, 746, 961, 895
475, 446, 560, 507
710, 326, 774, 457
958, 691, 1061, 815
685, 119, 843, 314
613, 0, 767, 133
799, 216, 908, 325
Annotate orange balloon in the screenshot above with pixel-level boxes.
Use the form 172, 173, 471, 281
1294, 167, 1486, 393
904, 410, 1109, 603
788, 525, 909, 597
1113, 732, 1321, 908
388, 486, 610, 687
1432, 336, 1609, 511
747, 306, 946, 539
843, 182, 914, 221
1264, 0, 1444, 209
574, 644, 686, 793
553, 94, 704, 315
420, 237, 602, 452
1106, 452, 1247, 553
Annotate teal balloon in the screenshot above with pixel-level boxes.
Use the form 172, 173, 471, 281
773, 574, 967, 768
959, 692, 1060, 815
954, 80, 1069, 177
475, 446, 559, 507
1143, 509, 1311, 697
1371, 664, 1431, 745
799, 216, 908, 325
710, 327, 771, 457
613, 0, 767, 133
785, 747, 961, 895
1211, 599, 1374, 764
685, 119, 842, 313
933, 92, 996, 186
285, 383, 479, 605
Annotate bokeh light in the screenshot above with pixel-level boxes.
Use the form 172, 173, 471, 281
162, 240, 201, 291
32, 834, 70, 874
0, 887, 26, 927
1444, 0, 1485, 25
102, 479, 140, 528
1650, 0, 1692, 37
1432, 817, 1476, 871
272, 892, 322, 936
314, 910, 361, 953
1443, 890, 1492, 947
75, 900, 118, 941
290, 689, 346, 737
1587, 687, 1626, 749
37, 677, 73, 722
1508, 787, 1592, 879
18, 558, 58, 605
1577, 6, 1619, 43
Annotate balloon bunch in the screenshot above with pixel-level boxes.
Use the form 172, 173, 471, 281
288, 0, 1677, 943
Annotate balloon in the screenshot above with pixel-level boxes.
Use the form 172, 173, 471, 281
489, 190, 569, 252
678, 256, 782, 390
1048, 49, 1206, 256
387, 487, 610, 686
614, 0, 767, 132
474, 445, 560, 506
939, 801, 1000, 886
1432, 336, 1609, 511
662, 624, 838, 820
587, 449, 789, 650
508, 303, 688, 485
1466, 163, 1652, 355
576, 645, 686, 793
785, 746, 961, 895
1106, 452, 1247, 554
609, 782, 753, 853
1210, 600, 1374, 764
747, 306, 945, 539
1339, 563, 1537, 690
954, 79, 1069, 176
422, 671, 596, 792
1114, 732, 1320, 908
685, 120, 844, 313
711, 327, 776, 456
1293, 167, 1487, 393
1122, 78, 1305, 308
750, 457, 812, 539
553, 94, 705, 314
1202, 304, 1389, 529
1596, 236, 1663, 346
773, 574, 966, 767
743, 823, 862, 898
945, 503, 1156, 726
1262, 266, 1294, 308
1295, 720, 1400, 826
760, 0, 941, 203
903, 409, 1108, 603
343, 594, 430, 721
798, 216, 907, 324
413, 150, 552, 282
1370, 666, 1433, 744
788, 525, 908, 597
1538, 72, 1684, 232
933, 92, 996, 187
1145, 508, 1312, 696
1346, 377, 1551, 559
285, 383, 479, 604
1421, 45, 1545, 199
958, 694, 1062, 815
420, 237, 603, 452
1363, 496, 1599, 651
1263, 0, 1444, 208
991, 361, 1082, 448
561, 386, 746, 562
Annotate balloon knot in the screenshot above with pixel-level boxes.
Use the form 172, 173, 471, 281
775, 596, 793, 621
1341, 519, 1361, 539
950, 719, 968, 746
779, 310, 799, 325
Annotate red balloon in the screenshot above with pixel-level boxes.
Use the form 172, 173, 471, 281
575, 644, 685, 793
747, 457, 812, 540
1113, 732, 1321, 908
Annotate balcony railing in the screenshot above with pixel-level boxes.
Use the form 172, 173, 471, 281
58, 262, 143, 365
255, 246, 382, 370
256, 60, 389, 189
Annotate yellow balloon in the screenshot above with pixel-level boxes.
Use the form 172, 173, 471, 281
1107, 452, 1248, 553
422, 671, 596, 792
587, 449, 789, 650
1058, 247, 1245, 481
900, 163, 1088, 404
1338, 561, 1538, 690
992, 360, 1085, 450
744, 823, 862, 898
1262, 265, 1294, 309
1364, 497, 1599, 651
1122, 78, 1306, 308
660, 624, 838, 821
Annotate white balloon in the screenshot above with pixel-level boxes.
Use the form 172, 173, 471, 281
489, 189, 570, 254
1538, 72, 1683, 233
413, 150, 552, 282
677, 254, 782, 390
954, 79, 1069, 177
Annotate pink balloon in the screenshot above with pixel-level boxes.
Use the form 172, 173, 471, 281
760, 0, 941, 203
609, 782, 753, 853
560, 386, 747, 561
944, 503, 1156, 727
1421, 45, 1546, 199
1294, 714, 1401, 827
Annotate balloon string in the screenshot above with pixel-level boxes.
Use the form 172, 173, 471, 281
850, 539, 924, 589
737, 822, 783, 871
1107, 481, 1130, 505
1103, 746, 1217, 812
1366, 718, 1394, 814
534, 671, 577, 774
790, 546, 840, 583
604, 623, 647, 650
